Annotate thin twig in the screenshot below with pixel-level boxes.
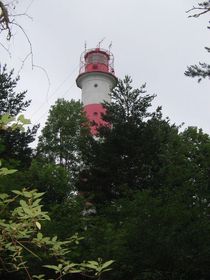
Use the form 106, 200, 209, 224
186, 6, 207, 12
0, 41, 11, 57
11, 13, 33, 21
0, 1, 51, 104
0, 256, 11, 273
12, 22, 34, 67
189, 9, 210, 17
33, 64, 51, 102
25, 0, 35, 14
80, 272, 96, 279
17, 52, 31, 75
186, 5, 210, 18
20, 255, 33, 280
12, 23, 51, 96
16, 240, 42, 261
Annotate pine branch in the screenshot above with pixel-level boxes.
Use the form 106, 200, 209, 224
185, 63, 210, 82
186, 1, 210, 18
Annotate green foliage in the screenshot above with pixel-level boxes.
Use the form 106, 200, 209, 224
187, 2, 210, 18
185, 2, 210, 82
81, 259, 114, 277
25, 160, 73, 207
79, 187, 210, 280
3, 60, 210, 279
0, 113, 30, 130
78, 76, 178, 202
43, 258, 114, 279
0, 112, 35, 193
0, 162, 17, 176
185, 61, 210, 82
0, 113, 113, 280
102, 76, 156, 125
37, 98, 90, 176
0, 66, 39, 170
0, 123, 38, 170
0, 188, 112, 279
79, 77, 210, 206
74, 76, 210, 279
0, 65, 31, 117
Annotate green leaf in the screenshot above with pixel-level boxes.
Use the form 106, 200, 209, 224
20, 200, 28, 208
17, 114, 31, 125
12, 190, 23, 195
1, 114, 14, 125
37, 232, 43, 240
43, 265, 60, 271
82, 263, 98, 270
101, 260, 114, 270
32, 274, 45, 280
0, 193, 9, 200
35, 222, 41, 230
0, 167, 17, 176
52, 236, 57, 242
34, 192, 45, 199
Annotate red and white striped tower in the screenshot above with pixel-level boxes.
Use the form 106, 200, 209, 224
76, 47, 117, 134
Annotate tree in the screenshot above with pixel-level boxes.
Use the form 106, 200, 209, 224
0, 65, 39, 170
0, 188, 113, 280
0, 114, 114, 280
0, 1, 34, 62
0, 65, 31, 116
81, 187, 210, 280
37, 98, 90, 178
185, 1, 210, 82
77, 124, 210, 279
26, 160, 72, 207
78, 76, 179, 203
74, 75, 210, 279
186, 1, 210, 18
0, 0, 13, 41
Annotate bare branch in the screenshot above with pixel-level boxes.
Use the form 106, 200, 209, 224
12, 13, 33, 21
188, 8, 210, 18
0, 41, 11, 57
186, 2, 210, 18
0, 1, 51, 102
25, 0, 34, 14
17, 52, 32, 75
33, 64, 51, 101
12, 22, 34, 66
0, 0, 11, 39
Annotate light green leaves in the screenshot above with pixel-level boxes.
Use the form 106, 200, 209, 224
0, 112, 114, 279
0, 160, 17, 176
35, 221, 41, 230
0, 114, 14, 128
0, 113, 30, 131
43, 258, 114, 277
0, 167, 17, 176
17, 114, 31, 125
81, 258, 114, 276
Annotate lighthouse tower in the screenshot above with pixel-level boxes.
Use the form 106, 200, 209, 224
76, 47, 117, 134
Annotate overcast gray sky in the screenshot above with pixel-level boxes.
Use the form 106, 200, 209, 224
0, 0, 209, 139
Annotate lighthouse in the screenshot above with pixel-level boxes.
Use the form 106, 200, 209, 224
76, 47, 117, 134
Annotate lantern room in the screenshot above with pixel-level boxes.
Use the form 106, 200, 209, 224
78, 47, 116, 76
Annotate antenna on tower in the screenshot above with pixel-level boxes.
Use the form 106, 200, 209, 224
97, 37, 106, 48
108, 41, 112, 53
84, 40, 87, 51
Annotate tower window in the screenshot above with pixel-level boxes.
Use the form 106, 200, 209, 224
94, 84, 98, 88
